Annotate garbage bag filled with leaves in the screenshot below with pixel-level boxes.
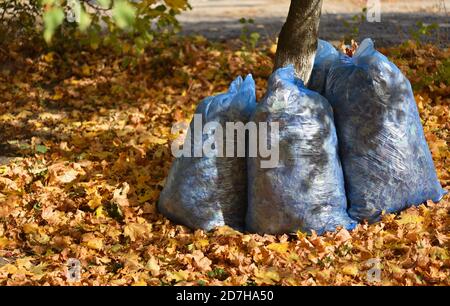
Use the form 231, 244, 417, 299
308, 39, 340, 94
246, 65, 357, 235
326, 38, 446, 223
158, 75, 256, 231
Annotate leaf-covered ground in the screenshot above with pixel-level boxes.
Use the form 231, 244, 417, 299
0, 38, 448, 285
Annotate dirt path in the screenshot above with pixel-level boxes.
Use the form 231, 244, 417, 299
179, 0, 450, 46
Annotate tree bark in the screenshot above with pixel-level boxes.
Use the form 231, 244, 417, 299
274, 0, 323, 84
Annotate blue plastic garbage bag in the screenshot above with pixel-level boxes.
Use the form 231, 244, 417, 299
308, 39, 340, 94
325, 38, 446, 223
158, 75, 256, 231
246, 65, 357, 235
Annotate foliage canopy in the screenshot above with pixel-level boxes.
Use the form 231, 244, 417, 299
0, 0, 190, 52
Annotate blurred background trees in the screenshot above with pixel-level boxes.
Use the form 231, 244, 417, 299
0, 0, 190, 53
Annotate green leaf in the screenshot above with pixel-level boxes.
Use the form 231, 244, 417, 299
41, 0, 56, 5
43, 7, 65, 43
97, 0, 111, 8
249, 32, 260, 48
88, 29, 101, 49
78, 8, 92, 32
155, 4, 167, 12
112, 0, 136, 30
33, 202, 42, 211
36, 145, 48, 154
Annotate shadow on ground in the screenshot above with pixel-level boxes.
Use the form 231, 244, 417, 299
181, 13, 450, 47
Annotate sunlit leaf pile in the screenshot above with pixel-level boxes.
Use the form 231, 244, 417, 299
0, 38, 448, 285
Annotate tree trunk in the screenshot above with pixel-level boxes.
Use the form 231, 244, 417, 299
274, 0, 323, 84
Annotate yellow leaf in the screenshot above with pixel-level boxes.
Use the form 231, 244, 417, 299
140, 134, 167, 146
308, 253, 318, 264
86, 239, 103, 251
16, 257, 33, 270
167, 270, 189, 282
95, 206, 106, 218
122, 43, 131, 53
43, 52, 55, 63
285, 277, 298, 286
396, 213, 424, 225
86, 187, 103, 209
255, 269, 280, 285
0, 237, 10, 248
429, 139, 446, 159
132, 280, 147, 286
164, 0, 188, 10
0, 263, 17, 274
145, 256, 160, 276
82, 65, 91, 76
0, 114, 14, 122
288, 253, 300, 262
137, 189, 158, 204
214, 226, 242, 236
342, 264, 359, 276
269, 43, 277, 55
52, 91, 63, 100
124, 222, 152, 242
430, 247, 449, 260
39, 112, 63, 121
389, 263, 404, 275
17, 110, 33, 119
82, 233, 103, 251
194, 238, 209, 249
23, 223, 39, 234
267, 242, 289, 253
296, 230, 308, 239
30, 263, 47, 276
88, 195, 102, 209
